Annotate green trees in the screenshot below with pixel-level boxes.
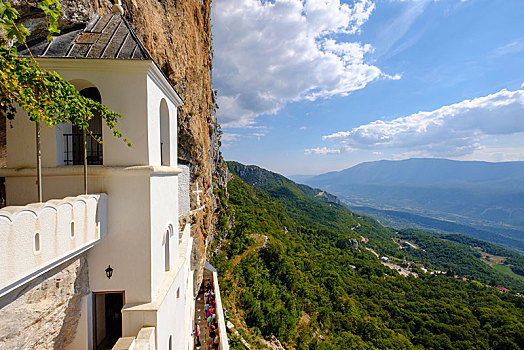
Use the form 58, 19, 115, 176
0, 1, 127, 142
212, 163, 524, 348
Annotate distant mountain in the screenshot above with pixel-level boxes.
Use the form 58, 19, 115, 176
228, 161, 341, 205
297, 158, 524, 253
305, 158, 524, 187
287, 174, 315, 183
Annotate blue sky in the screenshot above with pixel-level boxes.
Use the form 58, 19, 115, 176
212, 0, 524, 175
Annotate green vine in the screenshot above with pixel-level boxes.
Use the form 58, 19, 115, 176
0, 0, 130, 146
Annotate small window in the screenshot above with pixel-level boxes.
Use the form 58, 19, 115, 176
160, 99, 170, 166
176, 288, 180, 298
70, 221, 75, 239
164, 230, 170, 272
169, 336, 172, 350
34, 232, 41, 253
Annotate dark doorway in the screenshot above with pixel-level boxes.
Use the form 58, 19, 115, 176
65, 87, 103, 165
0, 177, 5, 208
93, 292, 124, 350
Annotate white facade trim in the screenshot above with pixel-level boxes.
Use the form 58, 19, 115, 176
37, 58, 152, 73
147, 64, 184, 107
0, 165, 182, 177
37, 57, 183, 107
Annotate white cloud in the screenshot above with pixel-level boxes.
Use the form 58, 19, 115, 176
321, 88, 524, 157
490, 39, 524, 58
304, 147, 341, 155
221, 133, 241, 142
212, 0, 394, 127
299, 126, 308, 130
458, 145, 524, 162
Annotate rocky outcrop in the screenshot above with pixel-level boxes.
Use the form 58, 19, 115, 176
0, 255, 90, 349
349, 238, 359, 250
7, 0, 226, 293
8, 0, 102, 36
259, 335, 286, 350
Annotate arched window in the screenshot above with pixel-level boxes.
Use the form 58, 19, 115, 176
63, 87, 103, 165
159, 99, 170, 166
164, 224, 173, 271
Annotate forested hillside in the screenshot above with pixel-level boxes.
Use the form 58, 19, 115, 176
295, 159, 524, 252
211, 162, 524, 349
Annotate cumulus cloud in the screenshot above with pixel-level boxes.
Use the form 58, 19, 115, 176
213, 0, 394, 127
305, 147, 341, 155
321, 88, 524, 157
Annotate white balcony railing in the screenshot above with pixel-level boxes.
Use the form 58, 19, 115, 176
0, 193, 107, 297
204, 262, 230, 350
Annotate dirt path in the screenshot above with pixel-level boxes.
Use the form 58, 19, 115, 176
231, 234, 268, 266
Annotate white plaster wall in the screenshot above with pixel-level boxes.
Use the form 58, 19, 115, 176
87, 174, 152, 303
5, 173, 106, 206
63, 294, 90, 350
120, 225, 193, 349
149, 175, 179, 299
135, 327, 156, 349
5, 59, 151, 169
157, 266, 184, 350
178, 164, 191, 216
6, 109, 56, 169
5, 177, 43, 207
185, 269, 195, 350
122, 310, 156, 339
156, 238, 192, 350
0, 194, 106, 297
146, 73, 178, 167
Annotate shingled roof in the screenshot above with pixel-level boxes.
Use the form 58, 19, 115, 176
18, 14, 152, 60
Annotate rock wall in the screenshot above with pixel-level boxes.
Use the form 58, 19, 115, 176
6, 0, 226, 293
0, 255, 90, 349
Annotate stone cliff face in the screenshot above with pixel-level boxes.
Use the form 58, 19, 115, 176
0, 255, 90, 349
8, 0, 225, 292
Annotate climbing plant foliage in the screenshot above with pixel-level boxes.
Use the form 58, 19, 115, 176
0, 0, 130, 146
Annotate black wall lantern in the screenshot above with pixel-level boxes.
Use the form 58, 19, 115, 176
105, 265, 113, 279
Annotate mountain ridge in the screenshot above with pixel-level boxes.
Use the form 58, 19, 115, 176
293, 158, 524, 187
292, 158, 524, 252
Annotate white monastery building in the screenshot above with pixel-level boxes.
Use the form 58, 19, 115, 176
0, 7, 228, 350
